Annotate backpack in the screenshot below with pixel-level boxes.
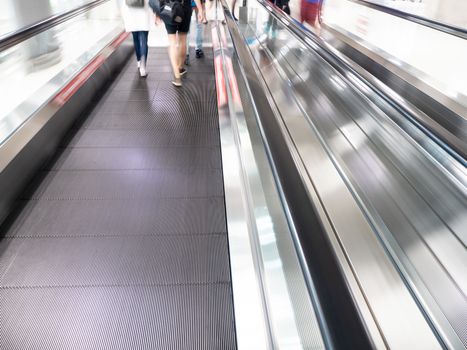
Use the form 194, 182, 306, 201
149, 0, 162, 14
150, 0, 185, 24
126, 0, 144, 7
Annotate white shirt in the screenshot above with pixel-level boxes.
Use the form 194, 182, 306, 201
121, 0, 153, 32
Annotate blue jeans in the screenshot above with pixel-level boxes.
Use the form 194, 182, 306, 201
195, 13, 203, 50
132, 31, 149, 62
187, 10, 203, 51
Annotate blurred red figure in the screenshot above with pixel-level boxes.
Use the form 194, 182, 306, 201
301, 0, 322, 27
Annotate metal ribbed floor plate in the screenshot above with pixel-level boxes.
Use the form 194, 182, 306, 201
0, 43, 236, 349
49, 147, 221, 170
1, 285, 235, 350
0, 235, 230, 286
83, 103, 218, 130
7, 198, 226, 237
66, 128, 220, 147
99, 88, 158, 102
155, 80, 217, 103
24, 169, 223, 199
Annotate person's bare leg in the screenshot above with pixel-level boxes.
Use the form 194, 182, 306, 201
202, 3, 207, 23
206, 0, 213, 20
178, 33, 188, 70
168, 34, 182, 86
168, 34, 180, 78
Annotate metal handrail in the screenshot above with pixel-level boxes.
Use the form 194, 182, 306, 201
0, 0, 110, 52
259, 0, 467, 164
226, 3, 465, 348
347, 0, 467, 40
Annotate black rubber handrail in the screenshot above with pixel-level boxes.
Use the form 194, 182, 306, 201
0, 0, 110, 52
348, 0, 467, 40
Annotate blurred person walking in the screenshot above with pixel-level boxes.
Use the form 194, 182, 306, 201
301, 0, 322, 28
185, 0, 205, 66
121, 0, 153, 77
200, 0, 208, 24
268, 0, 290, 15
155, 0, 203, 87
12, 0, 61, 70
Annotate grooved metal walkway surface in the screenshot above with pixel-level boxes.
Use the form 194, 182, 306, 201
0, 47, 237, 349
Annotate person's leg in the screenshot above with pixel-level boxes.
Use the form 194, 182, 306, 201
168, 34, 182, 85
300, 0, 307, 23
310, 3, 320, 29
140, 31, 149, 62
266, 12, 273, 33
132, 32, 142, 64
178, 8, 192, 69
195, 8, 203, 53
178, 33, 188, 70
138, 31, 149, 76
202, 1, 207, 23
185, 27, 191, 65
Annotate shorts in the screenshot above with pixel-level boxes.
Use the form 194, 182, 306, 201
164, 8, 193, 34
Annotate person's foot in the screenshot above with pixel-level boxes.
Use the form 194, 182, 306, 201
137, 61, 140, 69
139, 66, 148, 78
179, 67, 187, 77
195, 48, 204, 58
172, 77, 182, 87
185, 54, 190, 66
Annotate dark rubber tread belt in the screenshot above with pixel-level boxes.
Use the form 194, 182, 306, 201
0, 46, 237, 350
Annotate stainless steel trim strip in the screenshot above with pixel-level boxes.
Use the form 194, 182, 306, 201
212, 20, 271, 350
216, 10, 328, 348
0, 0, 111, 52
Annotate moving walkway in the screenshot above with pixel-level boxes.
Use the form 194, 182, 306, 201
0, 0, 465, 349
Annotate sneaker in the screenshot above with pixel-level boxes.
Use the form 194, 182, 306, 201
195, 49, 204, 58
185, 54, 190, 66
179, 67, 187, 77
172, 77, 182, 87
137, 61, 140, 69
139, 60, 147, 77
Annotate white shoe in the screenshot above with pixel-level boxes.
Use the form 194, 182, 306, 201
137, 61, 140, 69
139, 60, 147, 77
172, 77, 182, 87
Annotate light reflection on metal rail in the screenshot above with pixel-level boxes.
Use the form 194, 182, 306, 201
256, 0, 467, 175
0, 0, 111, 52
347, 0, 467, 40
213, 12, 327, 348
234, 1, 465, 344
